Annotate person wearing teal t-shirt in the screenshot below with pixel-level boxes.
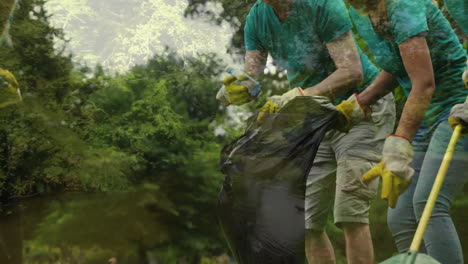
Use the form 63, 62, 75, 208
344, 0, 468, 263
223, 0, 396, 263
443, 0, 468, 36
442, 0, 468, 90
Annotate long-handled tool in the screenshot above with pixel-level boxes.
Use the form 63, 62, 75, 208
380, 98, 467, 264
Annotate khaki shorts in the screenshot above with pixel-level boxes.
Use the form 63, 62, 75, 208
305, 93, 396, 231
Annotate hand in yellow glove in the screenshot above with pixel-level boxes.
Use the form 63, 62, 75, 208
362, 161, 412, 208
361, 135, 414, 208
0, 68, 22, 108
335, 93, 369, 133
448, 101, 468, 135
449, 59, 467, 134
256, 99, 279, 123
256, 87, 305, 123
222, 74, 259, 106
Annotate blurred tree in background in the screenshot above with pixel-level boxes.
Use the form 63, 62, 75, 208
0, 0, 232, 263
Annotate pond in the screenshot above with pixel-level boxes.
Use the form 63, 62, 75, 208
0, 190, 235, 264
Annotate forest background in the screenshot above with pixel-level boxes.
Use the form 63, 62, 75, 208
0, 0, 466, 263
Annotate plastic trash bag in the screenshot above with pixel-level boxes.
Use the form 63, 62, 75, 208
218, 96, 338, 264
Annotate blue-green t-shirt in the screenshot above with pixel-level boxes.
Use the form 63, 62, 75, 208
349, 0, 468, 128
445, 0, 468, 35
244, 0, 379, 104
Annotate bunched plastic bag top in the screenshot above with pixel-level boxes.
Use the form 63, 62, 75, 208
218, 96, 338, 264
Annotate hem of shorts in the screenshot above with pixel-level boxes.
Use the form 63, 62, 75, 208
305, 222, 326, 232
334, 216, 369, 227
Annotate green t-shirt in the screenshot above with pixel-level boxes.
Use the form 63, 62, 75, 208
244, 0, 379, 104
349, 0, 467, 128
445, 0, 468, 35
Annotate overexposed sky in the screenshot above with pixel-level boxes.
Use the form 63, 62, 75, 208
44, 0, 238, 73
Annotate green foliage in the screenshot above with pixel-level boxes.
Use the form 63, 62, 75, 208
81, 52, 229, 260
0, 1, 230, 261
0, 0, 136, 199
0, 102, 134, 197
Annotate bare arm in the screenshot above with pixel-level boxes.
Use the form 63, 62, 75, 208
245, 50, 268, 77
358, 70, 400, 106
0, 0, 16, 31
395, 35, 435, 140
303, 31, 363, 99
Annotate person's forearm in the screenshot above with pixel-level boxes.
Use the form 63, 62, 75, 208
302, 67, 362, 99
303, 31, 363, 99
245, 50, 267, 77
0, 0, 16, 30
358, 71, 399, 106
395, 83, 434, 140
395, 35, 436, 140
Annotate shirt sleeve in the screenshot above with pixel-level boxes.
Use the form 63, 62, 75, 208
244, 11, 262, 50
387, 0, 429, 45
315, 0, 353, 43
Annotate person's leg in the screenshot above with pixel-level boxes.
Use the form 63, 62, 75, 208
386, 151, 427, 253
332, 93, 395, 264
305, 133, 337, 264
333, 156, 377, 264
305, 229, 336, 264
412, 121, 468, 264
342, 223, 373, 264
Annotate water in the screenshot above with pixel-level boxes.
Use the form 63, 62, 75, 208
0, 190, 232, 264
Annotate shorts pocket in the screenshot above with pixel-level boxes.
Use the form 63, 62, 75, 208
370, 93, 396, 139
337, 159, 379, 200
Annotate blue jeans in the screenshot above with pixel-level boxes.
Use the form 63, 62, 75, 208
387, 120, 468, 264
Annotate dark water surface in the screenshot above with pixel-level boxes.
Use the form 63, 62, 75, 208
0, 191, 169, 264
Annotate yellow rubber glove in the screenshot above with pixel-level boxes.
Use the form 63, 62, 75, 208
361, 135, 414, 208
0, 68, 22, 108
335, 93, 369, 133
256, 99, 280, 123
269, 87, 305, 108
222, 74, 257, 106
362, 161, 412, 208
256, 87, 304, 123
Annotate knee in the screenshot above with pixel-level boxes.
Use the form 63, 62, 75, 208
413, 196, 426, 219
387, 210, 400, 234
413, 195, 450, 220
305, 228, 326, 241
342, 222, 369, 234
342, 223, 372, 243
306, 226, 325, 235
387, 207, 413, 235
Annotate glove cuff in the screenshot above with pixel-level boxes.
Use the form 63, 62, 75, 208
383, 135, 414, 180
353, 93, 364, 110
353, 93, 372, 118
294, 86, 305, 96
388, 134, 411, 143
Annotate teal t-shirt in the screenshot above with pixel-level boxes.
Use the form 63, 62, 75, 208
445, 0, 468, 35
244, 0, 379, 104
349, 0, 468, 128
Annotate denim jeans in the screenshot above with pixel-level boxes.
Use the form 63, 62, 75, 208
387, 120, 468, 264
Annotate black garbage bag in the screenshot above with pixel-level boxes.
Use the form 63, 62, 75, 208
218, 97, 338, 264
